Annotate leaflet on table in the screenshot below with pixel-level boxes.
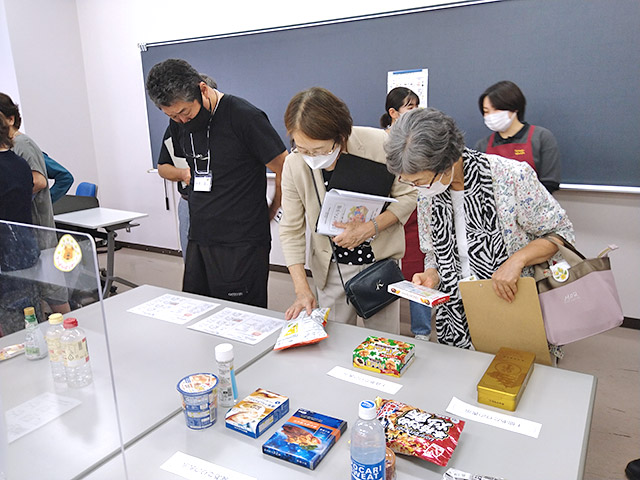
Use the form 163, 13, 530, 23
316, 189, 397, 236
5, 392, 81, 443
188, 308, 285, 345
127, 294, 219, 325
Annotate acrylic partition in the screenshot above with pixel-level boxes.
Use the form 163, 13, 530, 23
0, 220, 128, 479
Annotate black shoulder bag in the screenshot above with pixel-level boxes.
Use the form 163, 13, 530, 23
310, 167, 403, 319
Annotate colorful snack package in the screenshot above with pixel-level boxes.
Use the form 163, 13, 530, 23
273, 308, 330, 351
375, 397, 465, 467
443, 468, 505, 480
0, 343, 25, 361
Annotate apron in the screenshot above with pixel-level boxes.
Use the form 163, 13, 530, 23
485, 125, 536, 171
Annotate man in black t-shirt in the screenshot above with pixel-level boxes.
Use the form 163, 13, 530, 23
146, 59, 287, 308
157, 75, 218, 262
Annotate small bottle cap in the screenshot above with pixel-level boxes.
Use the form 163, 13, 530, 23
215, 343, 234, 362
23, 307, 35, 316
49, 313, 64, 325
63, 318, 79, 329
359, 400, 377, 420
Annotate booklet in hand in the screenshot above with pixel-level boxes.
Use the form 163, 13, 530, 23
316, 189, 397, 236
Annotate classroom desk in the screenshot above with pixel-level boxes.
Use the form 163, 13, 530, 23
53, 207, 148, 297
86, 322, 596, 480
0, 285, 284, 480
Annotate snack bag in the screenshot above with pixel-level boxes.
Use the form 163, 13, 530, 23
375, 397, 465, 467
273, 308, 330, 351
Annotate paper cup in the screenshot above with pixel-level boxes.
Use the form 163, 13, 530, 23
177, 373, 219, 430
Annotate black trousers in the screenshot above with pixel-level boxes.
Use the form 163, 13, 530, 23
183, 242, 270, 308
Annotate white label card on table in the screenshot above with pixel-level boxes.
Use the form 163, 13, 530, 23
127, 294, 219, 325
161, 451, 257, 480
446, 396, 542, 438
327, 366, 403, 394
5, 392, 81, 443
188, 308, 285, 345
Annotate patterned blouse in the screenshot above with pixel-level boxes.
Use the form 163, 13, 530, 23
417, 151, 575, 277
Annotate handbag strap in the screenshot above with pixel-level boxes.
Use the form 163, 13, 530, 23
534, 234, 585, 281
309, 166, 348, 292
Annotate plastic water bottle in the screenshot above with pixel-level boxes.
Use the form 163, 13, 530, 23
24, 307, 48, 360
60, 318, 92, 388
45, 313, 67, 383
351, 400, 386, 480
215, 343, 238, 408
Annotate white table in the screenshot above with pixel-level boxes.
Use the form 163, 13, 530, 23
54, 207, 148, 297
86, 322, 596, 480
0, 285, 284, 479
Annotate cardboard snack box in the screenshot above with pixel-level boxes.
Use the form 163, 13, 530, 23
225, 388, 289, 438
353, 336, 415, 377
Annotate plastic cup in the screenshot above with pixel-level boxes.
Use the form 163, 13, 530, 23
176, 373, 219, 430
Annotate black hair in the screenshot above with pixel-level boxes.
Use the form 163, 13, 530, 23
0, 93, 22, 129
146, 59, 205, 108
478, 81, 526, 121
0, 112, 13, 148
380, 87, 420, 128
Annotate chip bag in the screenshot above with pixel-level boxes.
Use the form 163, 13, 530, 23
375, 397, 465, 467
273, 308, 330, 351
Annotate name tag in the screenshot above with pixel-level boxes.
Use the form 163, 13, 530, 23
193, 172, 212, 192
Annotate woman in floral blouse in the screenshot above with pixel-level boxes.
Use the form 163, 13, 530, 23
384, 107, 574, 349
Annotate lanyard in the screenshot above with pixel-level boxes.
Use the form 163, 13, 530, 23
186, 90, 221, 175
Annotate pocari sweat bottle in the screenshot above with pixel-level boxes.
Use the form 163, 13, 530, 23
351, 400, 386, 480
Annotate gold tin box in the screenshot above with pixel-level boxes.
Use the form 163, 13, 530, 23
477, 347, 535, 411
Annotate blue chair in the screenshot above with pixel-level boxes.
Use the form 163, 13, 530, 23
75, 182, 97, 197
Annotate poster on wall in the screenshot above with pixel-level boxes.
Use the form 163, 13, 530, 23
387, 68, 428, 107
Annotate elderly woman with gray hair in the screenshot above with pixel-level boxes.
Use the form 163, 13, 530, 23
385, 107, 574, 349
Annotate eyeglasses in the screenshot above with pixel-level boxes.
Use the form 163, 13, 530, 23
398, 171, 441, 188
291, 141, 336, 157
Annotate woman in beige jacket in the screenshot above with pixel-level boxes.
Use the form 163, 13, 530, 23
279, 87, 416, 333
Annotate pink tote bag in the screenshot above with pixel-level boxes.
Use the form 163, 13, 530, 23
534, 236, 623, 345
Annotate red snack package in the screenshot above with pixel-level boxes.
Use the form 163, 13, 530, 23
374, 397, 465, 467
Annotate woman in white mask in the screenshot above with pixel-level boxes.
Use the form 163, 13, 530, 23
385, 108, 574, 350
279, 87, 416, 331
475, 81, 562, 193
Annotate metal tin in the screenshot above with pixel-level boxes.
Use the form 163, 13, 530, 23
477, 347, 535, 411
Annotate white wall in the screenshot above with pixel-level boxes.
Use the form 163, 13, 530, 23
2, 0, 98, 192
2, 0, 639, 318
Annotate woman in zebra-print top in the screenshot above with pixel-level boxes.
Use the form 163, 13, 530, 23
385, 108, 574, 348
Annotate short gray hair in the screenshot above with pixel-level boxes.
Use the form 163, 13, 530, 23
385, 107, 465, 175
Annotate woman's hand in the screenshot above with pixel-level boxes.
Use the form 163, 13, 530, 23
412, 268, 440, 289
491, 255, 526, 303
332, 220, 375, 249
285, 290, 318, 320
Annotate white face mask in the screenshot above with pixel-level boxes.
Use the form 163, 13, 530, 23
484, 110, 515, 132
302, 147, 341, 170
415, 164, 455, 197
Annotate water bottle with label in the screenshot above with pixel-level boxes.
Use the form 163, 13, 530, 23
215, 343, 238, 408
60, 318, 92, 388
45, 313, 67, 383
351, 400, 386, 480
24, 307, 48, 360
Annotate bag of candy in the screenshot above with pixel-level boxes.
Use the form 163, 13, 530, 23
273, 308, 330, 351
375, 397, 465, 467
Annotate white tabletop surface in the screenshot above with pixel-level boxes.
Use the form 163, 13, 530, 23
53, 207, 148, 230
86, 322, 596, 480
0, 285, 284, 480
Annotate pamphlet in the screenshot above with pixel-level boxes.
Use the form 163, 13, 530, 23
317, 189, 397, 236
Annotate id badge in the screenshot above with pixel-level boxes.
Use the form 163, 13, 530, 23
193, 172, 212, 192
